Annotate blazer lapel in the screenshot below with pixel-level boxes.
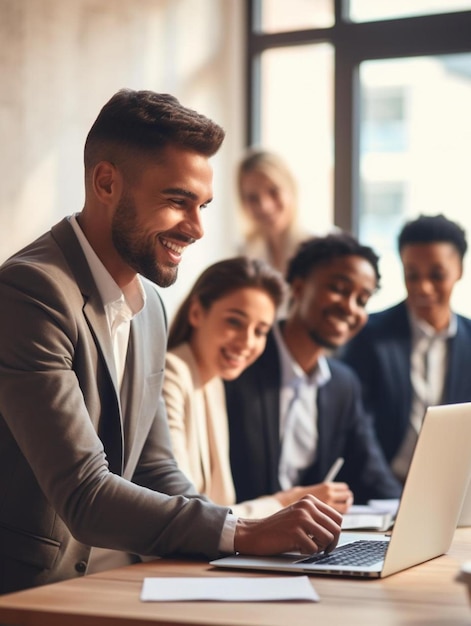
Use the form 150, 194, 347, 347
445, 317, 471, 401
192, 360, 212, 489
258, 333, 283, 492
51, 218, 123, 473
120, 318, 144, 472
51, 218, 119, 393
315, 386, 333, 478
385, 303, 413, 433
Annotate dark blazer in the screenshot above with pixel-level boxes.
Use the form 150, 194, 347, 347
224, 331, 401, 506
0, 218, 229, 594
341, 300, 471, 462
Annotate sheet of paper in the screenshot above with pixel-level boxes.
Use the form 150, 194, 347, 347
341, 512, 393, 531
348, 501, 399, 516
140, 576, 319, 602
367, 499, 400, 516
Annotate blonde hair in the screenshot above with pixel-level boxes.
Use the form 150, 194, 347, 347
236, 149, 299, 238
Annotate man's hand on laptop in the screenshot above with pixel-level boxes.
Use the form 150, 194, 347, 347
234, 495, 342, 556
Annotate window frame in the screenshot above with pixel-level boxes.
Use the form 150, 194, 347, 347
245, 0, 471, 233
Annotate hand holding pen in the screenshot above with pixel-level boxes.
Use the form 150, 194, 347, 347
324, 457, 345, 482
274, 456, 353, 513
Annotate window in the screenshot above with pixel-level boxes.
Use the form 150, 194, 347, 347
246, 1, 471, 314
350, 0, 471, 22
258, 43, 334, 233
361, 87, 407, 153
259, 0, 333, 31
358, 54, 471, 312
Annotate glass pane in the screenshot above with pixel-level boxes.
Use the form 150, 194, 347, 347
350, 0, 471, 22
259, 43, 334, 234
358, 54, 471, 317
259, 0, 334, 32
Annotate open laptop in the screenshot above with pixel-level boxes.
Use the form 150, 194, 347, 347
211, 402, 471, 578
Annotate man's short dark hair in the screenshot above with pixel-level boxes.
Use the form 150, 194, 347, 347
286, 232, 381, 287
84, 88, 225, 172
398, 214, 468, 260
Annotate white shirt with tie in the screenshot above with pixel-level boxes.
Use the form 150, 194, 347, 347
391, 309, 457, 481
273, 323, 331, 490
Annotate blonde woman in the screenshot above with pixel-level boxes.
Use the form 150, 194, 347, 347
164, 256, 353, 517
236, 149, 310, 274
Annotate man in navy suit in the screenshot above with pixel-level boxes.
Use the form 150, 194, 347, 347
225, 233, 401, 508
342, 214, 471, 482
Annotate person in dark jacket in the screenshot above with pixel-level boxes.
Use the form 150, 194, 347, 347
225, 233, 402, 506
342, 214, 471, 482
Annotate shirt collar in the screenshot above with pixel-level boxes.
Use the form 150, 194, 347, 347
407, 307, 457, 342
272, 321, 331, 388
69, 214, 145, 316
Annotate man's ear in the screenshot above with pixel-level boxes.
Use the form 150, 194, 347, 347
92, 161, 122, 206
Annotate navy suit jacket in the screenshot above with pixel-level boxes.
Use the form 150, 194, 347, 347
224, 331, 401, 505
341, 300, 471, 462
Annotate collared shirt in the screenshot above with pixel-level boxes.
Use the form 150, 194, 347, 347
391, 308, 457, 482
70, 215, 145, 572
273, 322, 331, 490
69, 215, 236, 569
70, 214, 145, 385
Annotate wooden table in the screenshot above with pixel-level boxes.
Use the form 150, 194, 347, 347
1, 529, 471, 626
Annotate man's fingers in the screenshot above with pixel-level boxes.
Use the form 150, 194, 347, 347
298, 496, 342, 553
303, 494, 343, 525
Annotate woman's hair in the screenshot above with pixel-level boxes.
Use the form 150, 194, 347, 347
236, 149, 298, 235
168, 256, 286, 349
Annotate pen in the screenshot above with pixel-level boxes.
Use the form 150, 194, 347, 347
323, 457, 344, 482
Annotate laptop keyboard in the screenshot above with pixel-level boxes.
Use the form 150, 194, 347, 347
296, 540, 389, 567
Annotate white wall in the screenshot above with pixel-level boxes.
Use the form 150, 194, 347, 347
0, 0, 245, 318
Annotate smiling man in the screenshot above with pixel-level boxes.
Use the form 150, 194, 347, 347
342, 214, 471, 482
225, 233, 401, 508
0, 90, 341, 594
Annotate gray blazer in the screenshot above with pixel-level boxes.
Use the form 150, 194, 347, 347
0, 218, 229, 594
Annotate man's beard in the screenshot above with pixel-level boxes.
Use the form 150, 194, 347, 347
111, 194, 178, 287
307, 327, 339, 351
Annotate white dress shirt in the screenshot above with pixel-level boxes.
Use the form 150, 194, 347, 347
391, 309, 457, 481
273, 323, 331, 490
69, 215, 235, 572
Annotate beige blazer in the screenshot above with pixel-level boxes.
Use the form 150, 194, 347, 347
164, 344, 282, 518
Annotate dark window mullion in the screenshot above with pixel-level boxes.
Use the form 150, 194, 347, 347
334, 44, 358, 233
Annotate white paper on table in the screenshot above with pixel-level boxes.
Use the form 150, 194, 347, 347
341, 499, 400, 531
341, 512, 393, 531
367, 499, 400, 516
140, 576, 319, 602
347, 500, 399, 516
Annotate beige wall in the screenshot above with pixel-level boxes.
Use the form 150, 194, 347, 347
0, 0, 245, 317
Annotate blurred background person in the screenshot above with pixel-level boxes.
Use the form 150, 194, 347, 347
341, 214, 471, 483
164, 256, 353, 517
236, 149, 312, 275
